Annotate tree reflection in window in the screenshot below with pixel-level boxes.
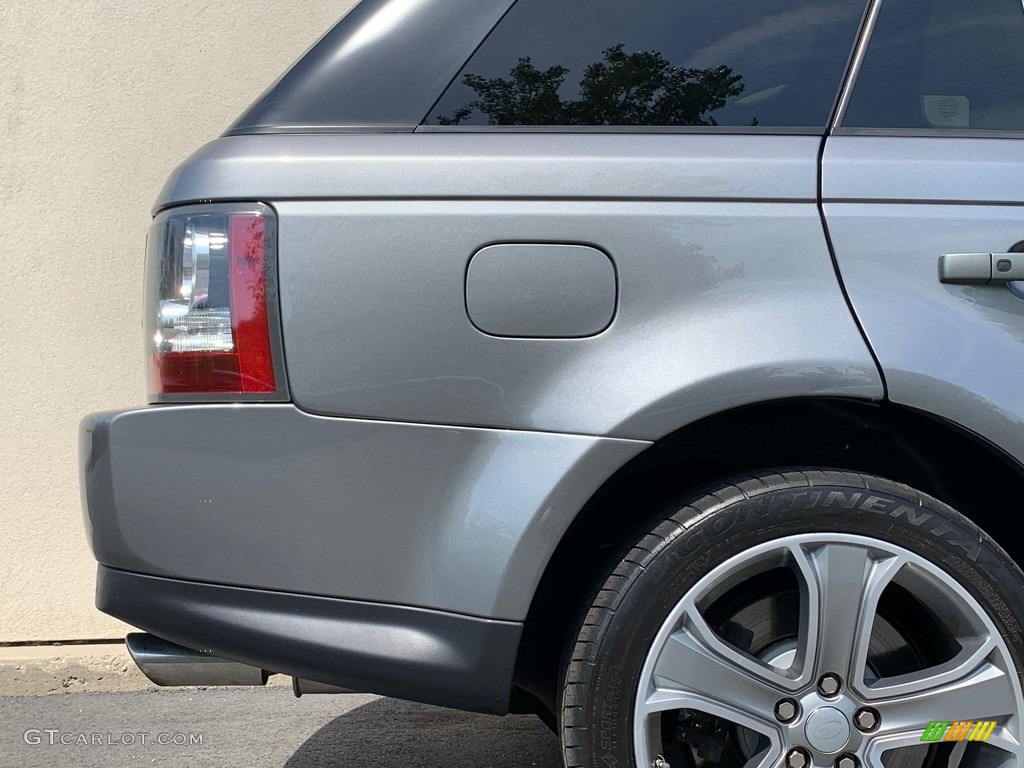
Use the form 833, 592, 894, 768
435, 44, 749, 127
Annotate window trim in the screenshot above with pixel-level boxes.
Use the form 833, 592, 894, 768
828, 0, 884, 133
415, 124, 825, 136
833, 127, 1024, 140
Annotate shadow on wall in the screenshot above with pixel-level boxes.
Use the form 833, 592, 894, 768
284, 697, 561, 768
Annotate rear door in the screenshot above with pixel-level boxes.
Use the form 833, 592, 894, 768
822, 0, 1024, 461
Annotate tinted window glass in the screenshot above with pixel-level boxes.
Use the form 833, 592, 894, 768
426, 0, 866, 129
844, 0, 1024, 132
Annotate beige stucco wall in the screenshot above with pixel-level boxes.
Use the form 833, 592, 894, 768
0, 1, 358, 642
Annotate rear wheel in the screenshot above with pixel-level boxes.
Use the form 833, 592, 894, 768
559, 470, 1024, 768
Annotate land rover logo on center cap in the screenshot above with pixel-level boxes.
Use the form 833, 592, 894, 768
805, 707, 852, 753
815, 722, 845, 739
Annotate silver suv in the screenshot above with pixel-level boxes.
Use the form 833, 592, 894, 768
80, 1, 1024, 767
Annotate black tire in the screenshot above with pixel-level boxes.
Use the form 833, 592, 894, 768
559, 469, 1024, 768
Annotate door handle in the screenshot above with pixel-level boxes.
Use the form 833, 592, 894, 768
938, 252, 1024, 284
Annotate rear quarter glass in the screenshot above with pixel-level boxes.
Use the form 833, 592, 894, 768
426, 0, 868, 129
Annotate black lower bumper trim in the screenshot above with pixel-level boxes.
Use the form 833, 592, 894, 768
97, 566, 521, 714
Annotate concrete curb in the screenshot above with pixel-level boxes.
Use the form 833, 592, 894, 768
0, 645, 290, 696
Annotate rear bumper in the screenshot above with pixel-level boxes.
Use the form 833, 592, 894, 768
81, 404, 644, 619
80, 404, 646, 709
98, 566, 521, 713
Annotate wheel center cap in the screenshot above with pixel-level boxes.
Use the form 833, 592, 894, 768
804, 707, 851, 753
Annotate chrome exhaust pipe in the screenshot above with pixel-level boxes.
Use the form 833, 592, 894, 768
126, 633, 267, 687
292, 677, 358, 697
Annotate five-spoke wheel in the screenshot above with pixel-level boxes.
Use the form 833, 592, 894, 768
559, 471, 1024, 768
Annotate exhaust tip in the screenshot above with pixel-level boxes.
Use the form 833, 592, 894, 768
126, 633, 267, 687
292, 677, 359, 697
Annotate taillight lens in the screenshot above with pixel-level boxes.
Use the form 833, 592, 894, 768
146, 204, 278, 397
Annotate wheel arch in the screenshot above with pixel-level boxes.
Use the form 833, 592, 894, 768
511, 396, 1024, 715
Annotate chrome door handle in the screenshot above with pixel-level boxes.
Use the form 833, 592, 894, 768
938, 252, 1024, 284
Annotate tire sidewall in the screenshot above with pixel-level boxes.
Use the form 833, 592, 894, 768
566, 478, 1024, 768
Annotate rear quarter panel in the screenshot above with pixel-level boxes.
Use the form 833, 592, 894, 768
158, 133, 883, 440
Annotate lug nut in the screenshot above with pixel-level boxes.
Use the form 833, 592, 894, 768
786, 748, 810, 768
817, 673, 843, 697
775, 698, 799, 723
836, 753, 858, 768
854, 707, 879, 732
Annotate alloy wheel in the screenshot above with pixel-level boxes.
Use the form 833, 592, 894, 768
633, 534, 1024, 768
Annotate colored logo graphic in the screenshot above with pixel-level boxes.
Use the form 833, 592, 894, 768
921, 721, 996, 742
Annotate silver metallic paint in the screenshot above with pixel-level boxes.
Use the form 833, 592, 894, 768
154, 134, 882, 439
155, 134, 820, 209
96, 121, 893, 646
81, 405, 646, 620
823, 136, 1024, 466
80, 0, 1024, 715
276, 196, 880, 438
823, 136, 1024, 204
465, 243, 617, 338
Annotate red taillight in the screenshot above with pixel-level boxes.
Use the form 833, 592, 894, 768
147, 205, 278, 397
228, 214, 274, 393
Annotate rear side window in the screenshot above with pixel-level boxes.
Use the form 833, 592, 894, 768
425, 0, 867, 130
843, 0, 1024, 132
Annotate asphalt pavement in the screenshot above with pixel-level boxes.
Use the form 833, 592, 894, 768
0, 688, 561, 768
